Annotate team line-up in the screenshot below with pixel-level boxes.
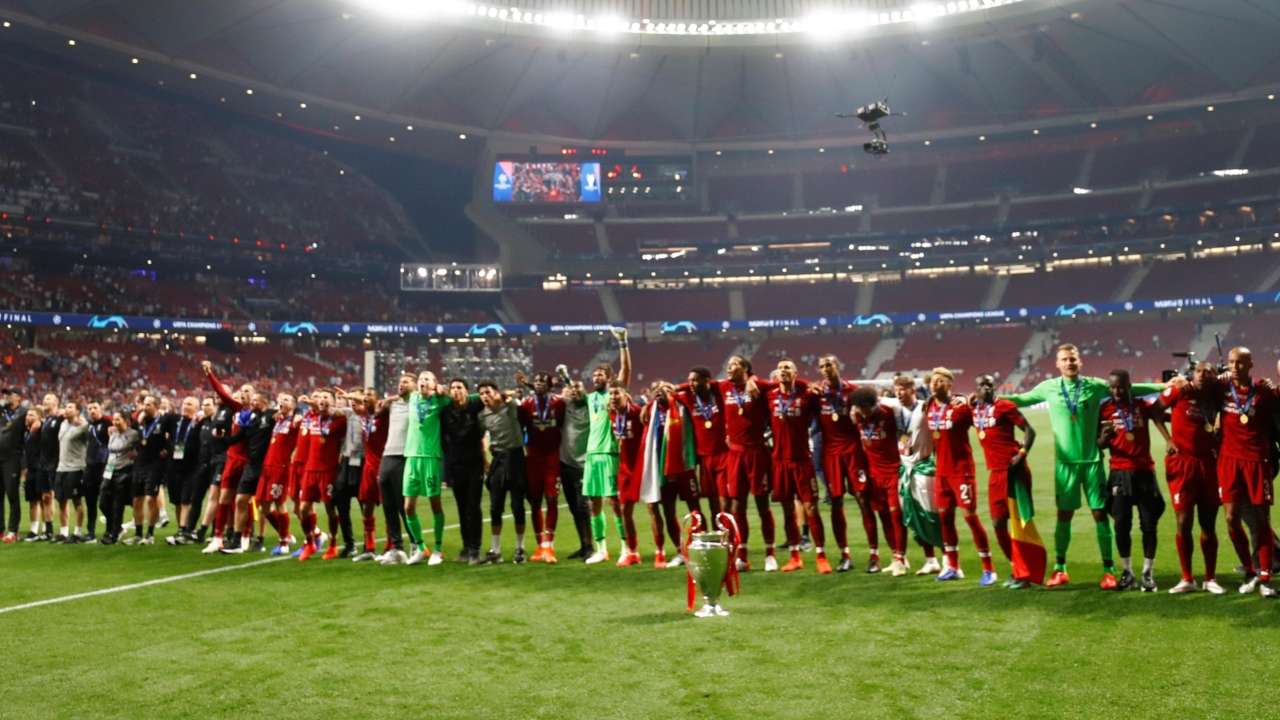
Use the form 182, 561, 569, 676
2, 328, 1278, 599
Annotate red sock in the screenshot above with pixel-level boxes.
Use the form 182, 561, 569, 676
782, 501, 800, 548
650, 512, 665, 550
759, 503, 776, 547
964, 514, 993, 572
994, 524, 1013, 562
860, 507, 878, 553
831, 502, 848, 550
1175, 528, 1194, 582
213, 503, 229, 539
1201, 531, 1218, 580
1260, 526, 1274, 582
734, 507, 750, 550
807, 510, 826, 549
1228, 524, 1254, 574
301, 512, 316, 546
545, 502, 558, 541
362, 513, 376, 550
940, 511, 960, 568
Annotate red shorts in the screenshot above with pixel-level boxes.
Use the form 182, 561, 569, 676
822, 448, 862, 498
1165, 453, 1218, 512
300, 469, 336, 504
359, 455, 382, 505
288, 462, 305, 504
256, 464, 289, 505
987, 469, 1009, 521
526, 451, 560, 499
723, 445, 770, 499
865, 470, 900, 513
698, 454, 728, 500
1217, 455, 1274, 507
771, 459, 818, 504
667, 472, 700, 504
617, 461, 641, 504
935, 473, 978, 512
220, 455, 248, 491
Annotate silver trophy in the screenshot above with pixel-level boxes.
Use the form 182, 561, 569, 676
683, 512, 738, 618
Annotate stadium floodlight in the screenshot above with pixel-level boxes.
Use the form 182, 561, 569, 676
910, 3, 944, 22
1212, 169, 1248, 177
355, 0, 471, 21
1072, 187, 1092, 195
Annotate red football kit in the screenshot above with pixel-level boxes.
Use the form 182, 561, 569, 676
1158, 383, 1219, 513
853, 404, 902, 513
611, 403, 645, 504
766, 384, 819, 505
927, 399, 977, 512
301, 411, 346, 503
207, 370, 249, 489
1099, 398, 1159, 472
519, 393, 566, 499
1214, 379, 1276, 507
973, 399, 1031, 521
713, 377, 778, 499
673, 386, 729, 502
815, 379, 867, 498
359, 406, 389, 505
256, 414, 300, 505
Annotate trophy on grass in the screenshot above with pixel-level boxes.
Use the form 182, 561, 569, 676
682, 511, 740, 618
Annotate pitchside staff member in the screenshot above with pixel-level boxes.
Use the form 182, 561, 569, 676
376, 374, 415, 566
479, 380, 529, 564
128, 396, 168, 545
0, 389, 28, 543
182, 397, 228, 546
83, 402, 111, 543
101, 414, 139, 545
442, 378, 485, 565
22, 407, 45, 541
54, 402, 89, 542
558, 375, 594, 560
37, 393, 62, 540
163, 398, 200, 542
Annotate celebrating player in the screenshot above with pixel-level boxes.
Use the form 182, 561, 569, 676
850, 386, 907, 575
404, 371, 449, 565
583, 328, 632, 565
517, 371, 566, 563
609, 380, 643, 567
1004, 344, 1166, 588
973, 375, 1039, 588
767, 360, 829, 574
1098, 370, 1170, 592
813, 354, 867, 573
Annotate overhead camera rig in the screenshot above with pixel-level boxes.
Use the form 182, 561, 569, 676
836, 99, 899, 156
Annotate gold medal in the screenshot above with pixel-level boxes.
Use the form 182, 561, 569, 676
831, 412, 840, 422
1240, 414, 1249, 425
1124, 431, 1134, 442
932, 431, 941, 440
978, 431, 986, 440
738, 407, 743, 416
704, 420, 713, 429
1205, 422, 1214, 433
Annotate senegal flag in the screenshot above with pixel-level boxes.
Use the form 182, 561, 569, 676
640, 401, 696, 504
1007, 467, 1047, 585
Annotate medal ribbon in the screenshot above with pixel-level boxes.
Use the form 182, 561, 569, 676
1059, 378, 1082, 417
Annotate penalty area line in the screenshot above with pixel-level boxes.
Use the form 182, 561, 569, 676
0, 502, 570, 615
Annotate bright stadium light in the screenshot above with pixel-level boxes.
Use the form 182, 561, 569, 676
1212, 168, 1249, 177
1073, 187, 1092, 195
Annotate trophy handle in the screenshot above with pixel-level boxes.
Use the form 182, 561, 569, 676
714, 511, 742, 598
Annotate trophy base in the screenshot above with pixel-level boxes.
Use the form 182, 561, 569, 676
693, 604, 729, 618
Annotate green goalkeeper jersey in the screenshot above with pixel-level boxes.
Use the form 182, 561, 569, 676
1005, 376, 1163, 464
404, 391, 451, 459
584, 389, 618, 457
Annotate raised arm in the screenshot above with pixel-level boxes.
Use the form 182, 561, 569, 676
201, 361, 242, 411
611, 327, 632, 388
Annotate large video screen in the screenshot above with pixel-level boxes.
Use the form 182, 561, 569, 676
493, 161, 601, 203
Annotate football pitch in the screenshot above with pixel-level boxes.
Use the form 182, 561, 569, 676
1, 409, 1276, 719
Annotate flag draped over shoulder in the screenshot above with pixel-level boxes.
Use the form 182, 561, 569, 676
640, 401, 694, 504
1007, 468, 1046, 585
898, 457, 943, 549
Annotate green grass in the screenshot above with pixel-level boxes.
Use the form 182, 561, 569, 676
1, 409, 1277, 719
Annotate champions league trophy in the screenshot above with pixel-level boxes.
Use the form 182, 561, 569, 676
682, 512, 740, 618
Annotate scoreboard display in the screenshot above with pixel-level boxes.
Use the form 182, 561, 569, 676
492, 161, 601, 203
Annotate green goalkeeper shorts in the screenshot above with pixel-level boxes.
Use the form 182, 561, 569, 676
403, 457, 443, 498
1054, 459, 1107, 512
583, 453, 619, 498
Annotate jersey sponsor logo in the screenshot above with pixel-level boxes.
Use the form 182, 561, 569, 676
87, 315, 128, 329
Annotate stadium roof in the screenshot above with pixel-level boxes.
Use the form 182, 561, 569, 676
2, 0, 1278, 149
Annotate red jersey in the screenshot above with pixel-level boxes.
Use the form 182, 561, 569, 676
714, 378, 777, 449
207, 369, 248, 462
854, 404, 901, 478
927, 398, 975, 477
610, 403, 645, 472
262, 414, 301, 469
302, 411, 346, 473
1100, 398, 1159, 472
973, 399, 1026, 470
767, 383, 816, 461
292, 417, 313, 469
1215, 378, 1276, 462
1158, 384, 1217, 459
518, 393, 566, 456
673, 387, 729, 457
363, 406, 390, 461
815, 379, 860, 453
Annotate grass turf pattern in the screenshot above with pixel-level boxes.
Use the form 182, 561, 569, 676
0, 410, 1276, 719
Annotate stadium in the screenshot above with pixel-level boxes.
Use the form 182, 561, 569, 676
1, 0, 1278, 717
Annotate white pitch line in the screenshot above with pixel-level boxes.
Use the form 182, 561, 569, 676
0, 502, 572, 616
